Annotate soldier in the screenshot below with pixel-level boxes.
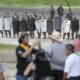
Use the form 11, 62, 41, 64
41, 13, 47, 39
71, 17, 79, 39
62, 16, 71, 40
20, 15, 28, 34
57, 5, 64, 17
35, 15, 42, 39
12, 13, 20, 38
4, 12, 12, 38
25, 12, 28, 20
54, 15, 62, 33
47, 16, 53, 35
50, 5, 55, 19
35, 14, 47, 39
65, 13, 72, 21
0, 17, 4, 37
33, 12, 37, 19
27, 15, 36, 38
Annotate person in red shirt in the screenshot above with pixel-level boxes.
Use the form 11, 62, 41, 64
0, 64, 5, 80
73, 32, 80, 52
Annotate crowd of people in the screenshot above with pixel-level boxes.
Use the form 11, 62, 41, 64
0, 5, 79, 39
14, 31, 80, 80
0, 5, 80, 80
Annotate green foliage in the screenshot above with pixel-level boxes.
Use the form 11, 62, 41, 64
0, 44, 16, 50
0, 0, 80, 7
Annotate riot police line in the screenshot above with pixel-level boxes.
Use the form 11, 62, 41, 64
0, 5, 79, 40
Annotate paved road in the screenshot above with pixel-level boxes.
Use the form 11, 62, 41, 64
0, 7, 79, 14
0, 7, 80, 15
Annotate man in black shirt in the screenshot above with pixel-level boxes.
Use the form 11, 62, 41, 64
16, 33, 39, 80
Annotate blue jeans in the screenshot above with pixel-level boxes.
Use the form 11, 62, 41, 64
16, 75, 28, 80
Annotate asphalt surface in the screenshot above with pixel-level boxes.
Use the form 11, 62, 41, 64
0, 7, 79, 15
0, 7, 80, 16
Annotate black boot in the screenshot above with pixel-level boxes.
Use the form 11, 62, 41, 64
37, 32, 41, 39
43, 32, 46, 39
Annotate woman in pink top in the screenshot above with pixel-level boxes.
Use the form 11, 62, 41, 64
74, 33, 80, 52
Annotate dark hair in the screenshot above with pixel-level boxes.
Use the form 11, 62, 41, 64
18, 33, 29, 44
65, 44, 74, 53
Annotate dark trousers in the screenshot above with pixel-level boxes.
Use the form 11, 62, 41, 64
63, 33, 70, 40
0, 30, 3, 37
51, 70, 63, 80
37, 31, 41, 38
48, 32, 52, 35
71, 30, 78, 39
16, 75, 28, 80
43, 32, 46, 39
56, 29, 61, 33
30, 31, 34, 38
5, 30, 11, 38
13, 32, 19, 38
68, 76, 80, 80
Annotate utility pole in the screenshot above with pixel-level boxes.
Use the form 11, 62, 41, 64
65, 0, 73, 15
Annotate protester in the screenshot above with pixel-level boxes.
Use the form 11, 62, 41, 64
39, 31, 66, 80
35, 49, 52, 80
73, 32, 80, 53
16, 32, 39, 80
0, 64, 5, 80
12, 13, 20, 38
63, 44, 80, 80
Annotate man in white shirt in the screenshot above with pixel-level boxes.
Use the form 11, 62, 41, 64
63, 44, 80, 80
